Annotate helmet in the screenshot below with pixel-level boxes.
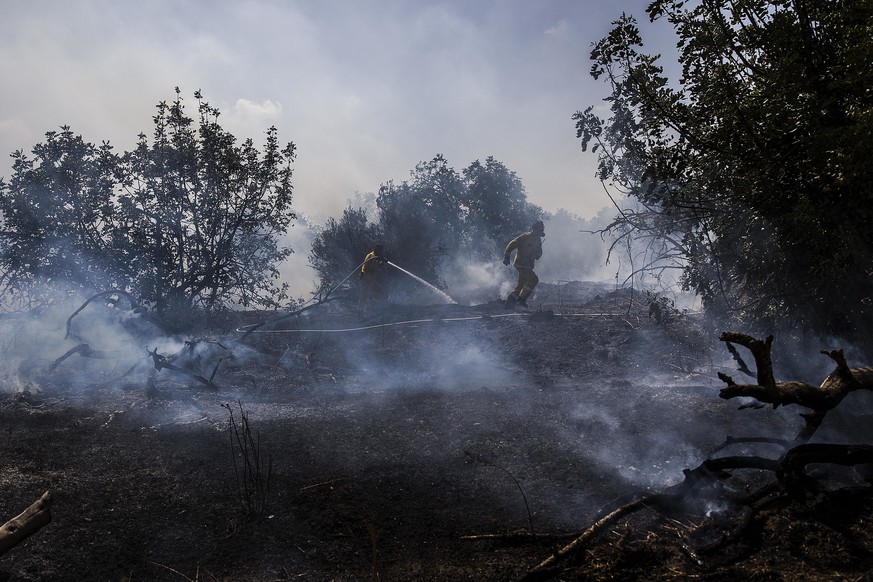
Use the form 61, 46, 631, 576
374, 244, 384, 255
532, 220, 545, 236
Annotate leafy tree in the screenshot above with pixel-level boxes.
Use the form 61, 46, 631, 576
576, 0, 873, 341
376, 155, 466, 286
309, 154, 541, 296
309, 206, 382, 295
460, 156, 541, 259
0, 88, 297, 315
0, 127, 117, 303
115, 88, 296, 312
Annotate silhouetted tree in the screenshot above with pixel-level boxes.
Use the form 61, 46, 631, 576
0, 127, 117, 303
461, 156, 541, 259
0, 88, 296, 314
309, 206, 382, 295
576, 0, 873, 342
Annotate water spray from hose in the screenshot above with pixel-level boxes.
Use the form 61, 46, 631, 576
386, 261, 456, 304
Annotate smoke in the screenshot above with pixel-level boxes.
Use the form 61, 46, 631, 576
432, 207, 620, 306
0, 290, 180, 394
440, 260, 506, 305
276, 214, 319, 299
534, 207, 618, 285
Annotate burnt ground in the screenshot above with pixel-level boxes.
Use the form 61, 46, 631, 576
1, 283, 873, 581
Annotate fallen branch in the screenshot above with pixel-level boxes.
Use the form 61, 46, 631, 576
0, 490, 53, 556
724, 341, 755, 379
148, 348, 217, 389
50, 343, 115, 370
64, 289, 159, 340
718, 334, 873, 444
519, 495, 653, 581
718, 335, 873, 412
523, 331, 873, 579
778, 443, 873, 493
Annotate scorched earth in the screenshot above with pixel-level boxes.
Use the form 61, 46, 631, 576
2, 282, 873, 581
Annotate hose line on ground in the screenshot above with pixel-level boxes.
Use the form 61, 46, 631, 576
240, 312, 626, 334
238, 260, 369, 340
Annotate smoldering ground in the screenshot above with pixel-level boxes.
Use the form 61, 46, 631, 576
4, 282, 872, 580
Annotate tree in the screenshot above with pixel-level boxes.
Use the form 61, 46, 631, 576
309, 206, 382, 296
308, 154, 542, 297
461, 156, 541, 259
0, 127, 117, 304
375, 155, 466, 287
575, 0, 873, 343
0, 88, 297, 314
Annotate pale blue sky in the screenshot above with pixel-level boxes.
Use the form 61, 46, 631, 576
1, 0, 671, 222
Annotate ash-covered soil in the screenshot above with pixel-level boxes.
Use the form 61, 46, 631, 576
1, 286, 872, 581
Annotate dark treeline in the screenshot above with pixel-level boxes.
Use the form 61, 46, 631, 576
308, 154, 542, 298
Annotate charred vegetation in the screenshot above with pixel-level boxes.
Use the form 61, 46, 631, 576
1, 284, 872, 580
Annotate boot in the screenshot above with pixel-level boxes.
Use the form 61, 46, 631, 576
517, 296, 528, 308
504, 295, 517, 309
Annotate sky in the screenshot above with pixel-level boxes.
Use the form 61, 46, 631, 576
0, 0, 673, 225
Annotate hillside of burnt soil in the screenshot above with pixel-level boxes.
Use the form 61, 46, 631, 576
1, 285, 872, 581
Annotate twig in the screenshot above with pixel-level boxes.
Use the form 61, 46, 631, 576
148, 348, 217, 389
300, 478, 347, 491
462, 531, 581, 542
466, 451, 535, 535
147, 561, 196, 581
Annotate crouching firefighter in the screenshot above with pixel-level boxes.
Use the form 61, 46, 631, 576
502, 220, 545, 308
359, 243, 388, 310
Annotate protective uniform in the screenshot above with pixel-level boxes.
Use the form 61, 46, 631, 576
358, 245, 386, 306
503, 221, 544, 307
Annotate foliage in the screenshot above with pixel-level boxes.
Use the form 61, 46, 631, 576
0, 127, 117, 303
0, 88, 296, 314
309, 154, 540, 295
308, 206, 382, 296
575, 0, 873, 341
645, 290, 685, 324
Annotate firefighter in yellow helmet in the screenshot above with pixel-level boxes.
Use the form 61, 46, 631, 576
502, 220, 545, 308
359, 243, 387, 308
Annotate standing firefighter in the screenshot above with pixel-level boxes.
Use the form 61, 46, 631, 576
502, 220, 545, 308
359, 244, 387, 309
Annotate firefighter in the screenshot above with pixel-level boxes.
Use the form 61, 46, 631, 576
358, 243, 387, 308
502, 220, 545, 308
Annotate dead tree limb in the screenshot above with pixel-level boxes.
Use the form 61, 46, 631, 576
778, 443, 873, 493
49, 343, 115, 370
718, 334, 873, 411
519, 495, 654, 581
724, 341, 756, 379
719, 332, 776, 387
0, 490, 53, 556
64, 290, 158, 340
148, 348, 217, 390
523, 332, 873, 580
718, 334, 873, 444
